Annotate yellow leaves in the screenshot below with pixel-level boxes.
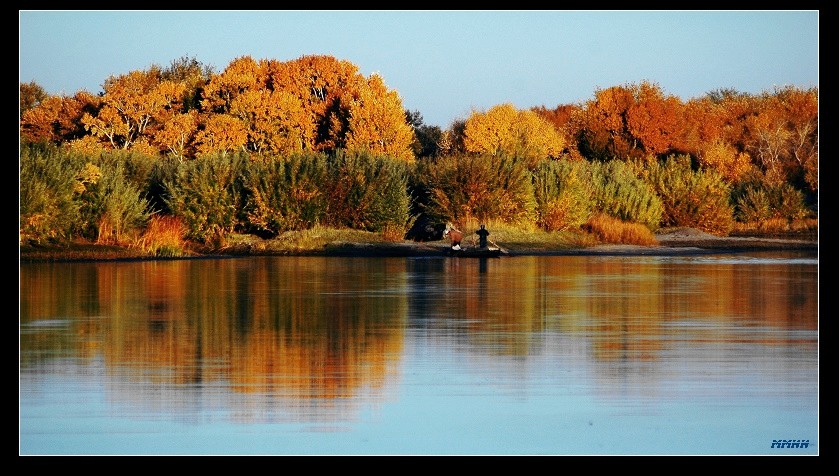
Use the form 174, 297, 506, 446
74, 162, 102, 194
153, 110, 199, 160
698, 140, 752, 183
230, 89, 314, 155
463, 103, 565, 168
20, 92, 97, 144
201, 55, 264, 113
194, 114, 248, 157
68, 135, 107, 155
344, 74, 416, 162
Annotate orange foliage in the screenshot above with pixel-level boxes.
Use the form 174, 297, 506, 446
20, 91, 100, 144
229, 89, 314, 155
581, 81, 683, 161
200, 55, 265, 113
152, 110, 199, 160
194, 114, 248, 157
626, 82, 684, 157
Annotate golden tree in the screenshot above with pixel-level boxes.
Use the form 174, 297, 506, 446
266, 55, 366, 150
152, 110, 199, 160
344, 74, 416, 161
21, 91, 100, 144
82, 69, 185, 150
462, 103, 565, 169
200, 56, 265, 113
229, 89, 314, 156
193, 114, 248, 157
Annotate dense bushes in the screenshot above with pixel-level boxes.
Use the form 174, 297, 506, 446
242, 153, 328, 236
732, 170, 810, 223
322, 151, 411, 232
532, 159, 593, 231
134, 150, 412, 245
19, 141, 815, 249
413, 154, 535, 226
162, 153, 247, 245
19, 144, 83, 244
642, 155, 734, 235
77, 160, 151, 244
584, 160, 663, 231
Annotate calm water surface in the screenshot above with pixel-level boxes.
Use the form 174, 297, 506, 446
19, 253, 818, 455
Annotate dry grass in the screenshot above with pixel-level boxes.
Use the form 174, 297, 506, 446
379, 224, 407, 242
452, 218, 596, 250
732, 217, 819, 237
584, 213, 659, 246
133, 215, 188, 257
222, 225, 396, 254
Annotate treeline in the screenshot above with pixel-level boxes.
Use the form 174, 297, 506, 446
19, 55, 817, 252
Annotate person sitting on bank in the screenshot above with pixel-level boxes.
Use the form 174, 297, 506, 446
476, 224, 490, 248
444, 224, 464, 251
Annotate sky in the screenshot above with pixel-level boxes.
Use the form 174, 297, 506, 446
19, 10, 819, 128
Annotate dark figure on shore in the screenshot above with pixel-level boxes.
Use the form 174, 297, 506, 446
476, 224, 490, 248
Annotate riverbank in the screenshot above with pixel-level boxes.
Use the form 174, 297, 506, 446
19, 226, 818, 263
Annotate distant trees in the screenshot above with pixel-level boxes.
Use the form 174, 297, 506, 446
22, 55, 416, 161
19, 81, 48, 119
19, 56, 817, 248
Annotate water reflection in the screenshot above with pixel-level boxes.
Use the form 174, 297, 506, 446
20, 253, 818, 454
21, 258, 407, 423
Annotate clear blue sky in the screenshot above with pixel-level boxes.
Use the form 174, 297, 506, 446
19, 10, 819, 128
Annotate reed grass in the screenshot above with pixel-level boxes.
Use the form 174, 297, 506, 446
584, 213, 659, 246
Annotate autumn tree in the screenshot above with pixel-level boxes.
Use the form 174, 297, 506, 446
151, 110, 199, 161
743, 86, 818, 193
200, 56, 265, 114
462, 103, 565, 169
677, 97, 752, 183
229, 89, 314, 155
577, 81, 685, 163
577, 84, 637, 161
20, 81, 48, 119
81, 68, 186, 151
193, 114, 248, 157
264, 55, 366, 150
21, 91, 100, 144
625, 81, 684, 158
344, 74, 416, 161
161, 55, 214, 111
531, 103, 585, 161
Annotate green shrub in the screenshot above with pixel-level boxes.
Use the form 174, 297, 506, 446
733, 171, 810, 222
412, 153, 536, 226
241, 153, 329, 235
19, 143, 83, 244
163, 153, 247, 244
78, 160, 151, 244
323, 150, 411, 232
733, 185, 772, 222
644, 154, 734, 235
532, 159, 594, 231
583, 160, 664, 231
